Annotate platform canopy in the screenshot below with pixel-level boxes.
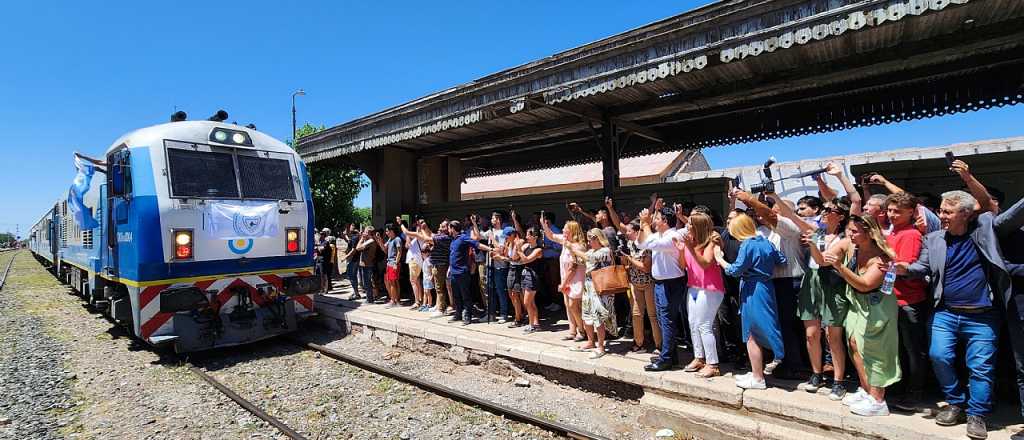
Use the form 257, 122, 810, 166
297, 0, 1024, 181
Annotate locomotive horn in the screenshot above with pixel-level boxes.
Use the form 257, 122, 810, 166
207, 110, 229, 122
170, 111, 187, 122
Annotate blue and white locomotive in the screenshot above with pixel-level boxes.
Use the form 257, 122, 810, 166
28, 111, 319, 352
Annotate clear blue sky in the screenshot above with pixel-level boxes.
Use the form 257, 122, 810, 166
2, 2, 1022, 236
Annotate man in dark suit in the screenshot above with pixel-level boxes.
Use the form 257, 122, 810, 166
896, 190, 1024, 440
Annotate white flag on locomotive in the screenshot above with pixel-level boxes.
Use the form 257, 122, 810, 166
203, 202, 280, 239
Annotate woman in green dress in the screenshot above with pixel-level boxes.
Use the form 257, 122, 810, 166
815, 215, 899, 417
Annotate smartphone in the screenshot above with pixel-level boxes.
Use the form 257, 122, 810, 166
944, 151, 956, 168
401, 214, 410, 225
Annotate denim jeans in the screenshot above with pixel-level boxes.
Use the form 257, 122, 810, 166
897, 301, 932, 394
487, 266, 510, 320
451, 273, 474, 322
929, 308, 1000, 417
654, 276, 686, 365
346, 261, 359, 294
359, 266, 375, 302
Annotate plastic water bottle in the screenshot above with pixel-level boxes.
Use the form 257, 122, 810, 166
813, 228, 826, 252
880, 262, 897, 295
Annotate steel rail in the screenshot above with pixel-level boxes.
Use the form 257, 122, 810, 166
183, 359, 309, 440
296, 340, 611, 440
0, 251, 18, 292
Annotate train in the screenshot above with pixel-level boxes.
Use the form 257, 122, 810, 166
28, 111, 319, 352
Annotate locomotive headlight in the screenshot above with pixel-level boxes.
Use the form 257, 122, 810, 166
208, 128, 254, 147
286, 228, 301, 253
172, 229, 194, 260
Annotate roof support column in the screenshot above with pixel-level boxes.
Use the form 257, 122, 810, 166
359, 147, 418, 226
599, 114, 620, 197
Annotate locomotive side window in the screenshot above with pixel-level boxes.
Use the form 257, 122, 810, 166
167, 149, 240, 198
237, 155, 296, 200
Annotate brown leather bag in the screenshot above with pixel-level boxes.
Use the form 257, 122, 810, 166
591, 252, 629, 295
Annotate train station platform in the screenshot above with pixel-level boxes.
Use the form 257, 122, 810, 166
313, 283, 1024, 440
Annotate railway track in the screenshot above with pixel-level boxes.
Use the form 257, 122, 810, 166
294, 339, 612, 440
183, 335, 610, 440
0, 250, 18, 292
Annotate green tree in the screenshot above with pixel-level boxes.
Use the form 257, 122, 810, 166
290, 123, 369, 230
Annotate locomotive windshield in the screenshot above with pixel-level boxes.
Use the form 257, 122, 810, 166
237, 155, 295, 199
165, 143, 297, 200
167, 149, 240, 198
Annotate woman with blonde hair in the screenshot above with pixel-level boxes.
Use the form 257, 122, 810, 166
714, 213, 787, 390
566, 228, 619, 358
680, 212, 726, 377
543, 218, 587, 342
812, 215, 899, 417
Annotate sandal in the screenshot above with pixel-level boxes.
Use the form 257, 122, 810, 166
697, 365, 721, 378
683, 359, 706, 373
561, 334, 576, 341
573, 334, 586, 343
570, 345, 595, 352
629, 344, 644, 353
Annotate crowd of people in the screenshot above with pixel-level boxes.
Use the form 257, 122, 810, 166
314, 159, 1024, 439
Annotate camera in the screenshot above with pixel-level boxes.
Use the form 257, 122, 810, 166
748, 157, 777, 194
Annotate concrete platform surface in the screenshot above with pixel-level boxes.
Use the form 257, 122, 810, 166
314, 283, 1024, 440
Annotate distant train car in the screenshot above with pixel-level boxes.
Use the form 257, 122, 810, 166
29, 207, 58, 264
30, 112, 319, 352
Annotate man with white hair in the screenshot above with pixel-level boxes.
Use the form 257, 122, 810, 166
895, 190, 1024, 439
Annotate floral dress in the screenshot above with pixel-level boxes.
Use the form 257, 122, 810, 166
581, 247, 618, 336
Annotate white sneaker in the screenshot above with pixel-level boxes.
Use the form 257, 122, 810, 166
430, 311, 444, 318
841, 388, 869, 406
428, 306, 438, 312
735, 375, 767, 390
764, 359, 781, 374
850, 396, 889, 417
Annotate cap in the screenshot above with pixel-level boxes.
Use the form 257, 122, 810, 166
321, 227, 331, 234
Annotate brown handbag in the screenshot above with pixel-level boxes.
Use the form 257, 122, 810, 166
591, 252, 629, 295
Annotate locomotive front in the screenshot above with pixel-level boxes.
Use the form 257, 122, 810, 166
113, 119, 318, 352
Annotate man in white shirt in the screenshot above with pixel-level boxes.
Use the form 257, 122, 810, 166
638, 206, 688, 371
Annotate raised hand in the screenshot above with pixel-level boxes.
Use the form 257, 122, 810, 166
568, 202, 582, 213
867, 174, 888, 185
950, 159, 971, 180
825, 162, 842, 177
654, 198, 665, 211
638, 208, 652, 224
604, 196, 614, 208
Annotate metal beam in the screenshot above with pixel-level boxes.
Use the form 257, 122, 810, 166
527, 99, 665, 144
418, 116, 588, 157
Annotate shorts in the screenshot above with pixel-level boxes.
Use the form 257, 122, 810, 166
507, 266, 524, 293
386, 265, 399, 282
409, 261, 422, 280
522, 267, 540, 292
422, 268, 435, 290
797, 268, 848, 326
